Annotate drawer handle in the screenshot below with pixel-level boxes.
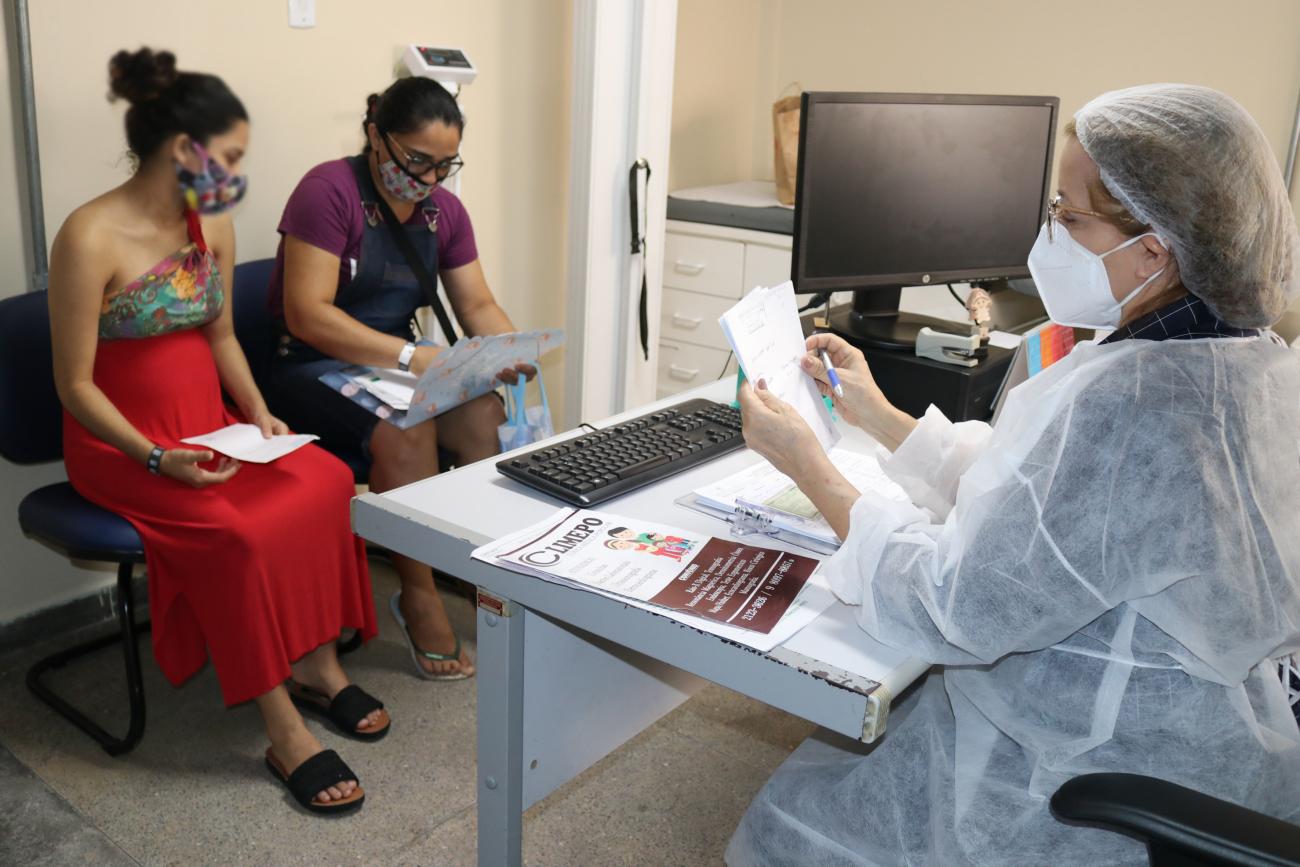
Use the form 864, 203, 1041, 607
671, 313, 703, 330
673, 260, 706, 276
668, 364, 700, 382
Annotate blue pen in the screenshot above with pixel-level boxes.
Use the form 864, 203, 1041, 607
819, 349, 844, 398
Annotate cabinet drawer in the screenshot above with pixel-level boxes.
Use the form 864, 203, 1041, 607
743, 243, 793, 292
656, 339, 732, 396
659, 288, 733, 351
663, 233, 745, 298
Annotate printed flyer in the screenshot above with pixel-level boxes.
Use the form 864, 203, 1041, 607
474, 508, 820, 634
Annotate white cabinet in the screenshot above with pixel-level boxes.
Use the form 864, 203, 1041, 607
658, 219, 792, 397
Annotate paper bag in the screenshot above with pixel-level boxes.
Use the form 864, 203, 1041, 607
772, 94, 802, 206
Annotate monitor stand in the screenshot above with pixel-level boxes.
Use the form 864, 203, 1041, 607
827, 286, 962, 351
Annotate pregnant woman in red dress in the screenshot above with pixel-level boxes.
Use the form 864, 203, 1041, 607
48, 48, 387, 815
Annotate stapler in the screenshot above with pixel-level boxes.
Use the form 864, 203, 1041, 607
916, 327, 981, 368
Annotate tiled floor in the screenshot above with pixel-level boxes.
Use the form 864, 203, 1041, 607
0, 558, 812, 865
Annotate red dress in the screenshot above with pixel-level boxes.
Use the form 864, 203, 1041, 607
61, 235, 376, 706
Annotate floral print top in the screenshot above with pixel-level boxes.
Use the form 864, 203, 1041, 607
99, 243, 223, 340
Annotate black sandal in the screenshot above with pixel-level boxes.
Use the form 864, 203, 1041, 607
288, 682, 391, 742
265, 748, 365, 815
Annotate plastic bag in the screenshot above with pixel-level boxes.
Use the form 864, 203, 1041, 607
497, 373, 554, 452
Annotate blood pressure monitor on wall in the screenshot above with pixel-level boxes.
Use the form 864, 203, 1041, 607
402, 45, 477, 94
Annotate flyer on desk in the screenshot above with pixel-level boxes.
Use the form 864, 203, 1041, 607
474, 508, 820, 634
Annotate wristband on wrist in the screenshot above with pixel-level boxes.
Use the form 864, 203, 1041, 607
397, 341, 418, 372
146, 445, 166, 476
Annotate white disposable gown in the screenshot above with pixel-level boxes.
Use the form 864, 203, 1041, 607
727, 335, 1300, 866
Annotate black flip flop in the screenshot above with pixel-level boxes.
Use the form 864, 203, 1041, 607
288, 682, 391, 742
265, 748, 365, 815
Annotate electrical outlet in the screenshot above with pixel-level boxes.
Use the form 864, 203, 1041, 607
288, 0, 315, 28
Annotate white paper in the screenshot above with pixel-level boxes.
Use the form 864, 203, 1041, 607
669, 180, 794, 211
988, 330, 1023, 350
694, 447, 910, 547
719, 282, 840, 451
180, 424, 319, 464
472, 508, 836, 652
351, 367, 417, 410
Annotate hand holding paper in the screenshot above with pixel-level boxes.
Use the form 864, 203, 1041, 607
180, 424, 319, 464
719, 282, 840, 451
320, 329, 563, 429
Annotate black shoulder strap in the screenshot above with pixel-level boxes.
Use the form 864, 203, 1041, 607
349, 156, 459, 343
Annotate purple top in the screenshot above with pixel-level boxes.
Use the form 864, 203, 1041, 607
267, 157, 478, 318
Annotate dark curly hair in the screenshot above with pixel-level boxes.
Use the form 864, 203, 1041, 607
108, 47, 248, 164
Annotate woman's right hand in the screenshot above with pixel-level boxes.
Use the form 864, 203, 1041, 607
158, 448, 241, 488
409, 345, 443, 378
800, 333, 887, 428
801, 333, 917, 450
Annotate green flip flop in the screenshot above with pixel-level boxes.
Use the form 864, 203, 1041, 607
388, 592, 473, 681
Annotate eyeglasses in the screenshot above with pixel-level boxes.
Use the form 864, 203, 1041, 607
1046, 194, 1105, 242
382, 131, 464, 183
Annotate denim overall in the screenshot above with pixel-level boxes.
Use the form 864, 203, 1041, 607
264, 154, 441, 462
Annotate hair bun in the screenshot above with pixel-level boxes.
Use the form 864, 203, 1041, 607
108, 48, 178, 104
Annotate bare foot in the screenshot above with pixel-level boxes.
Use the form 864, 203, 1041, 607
398, 589, 476, 678
271, 725, 358, 805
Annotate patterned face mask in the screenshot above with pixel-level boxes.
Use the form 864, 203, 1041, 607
176, 140, 248, 215
376, 156, 435, 203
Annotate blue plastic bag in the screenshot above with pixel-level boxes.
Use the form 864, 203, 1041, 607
497, 373, 554, 452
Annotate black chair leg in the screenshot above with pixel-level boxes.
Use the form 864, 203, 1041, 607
26, 561, 150, 756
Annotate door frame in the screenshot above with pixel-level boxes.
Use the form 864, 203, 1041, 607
564, 0, 679, 427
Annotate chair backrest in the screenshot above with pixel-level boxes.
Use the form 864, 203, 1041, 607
231, 257, 277, 388
0, 291, 63, 464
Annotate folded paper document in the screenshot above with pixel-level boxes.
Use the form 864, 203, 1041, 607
472, 507, 835, 648
180, 424, 319, 463
719, 282, 839, 451
319, 328, 563, 429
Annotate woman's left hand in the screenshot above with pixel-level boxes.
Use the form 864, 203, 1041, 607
497, 362, 538, 386
737, 380, 821, 481
249, 407, 290, 438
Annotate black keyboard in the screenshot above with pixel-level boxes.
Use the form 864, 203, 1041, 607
496, 398, 745, 506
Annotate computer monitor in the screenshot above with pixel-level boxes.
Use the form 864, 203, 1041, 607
792, 92, 1059, 350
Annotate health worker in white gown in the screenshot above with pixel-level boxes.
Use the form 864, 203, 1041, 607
728, 83, 1300, 866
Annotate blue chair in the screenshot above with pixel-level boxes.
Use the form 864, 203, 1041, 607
1, 259, 326, 755
232, 257, 371, 482
0, 290, 149, 756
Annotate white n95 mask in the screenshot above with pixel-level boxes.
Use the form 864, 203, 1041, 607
1027, 222, 1166, 330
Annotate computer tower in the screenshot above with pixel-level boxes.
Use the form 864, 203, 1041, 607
860, 342, 1013, 423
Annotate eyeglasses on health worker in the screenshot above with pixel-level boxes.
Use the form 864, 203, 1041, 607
730, 84, 1300, 866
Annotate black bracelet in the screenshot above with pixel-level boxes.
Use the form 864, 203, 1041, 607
146, 445, 165, 476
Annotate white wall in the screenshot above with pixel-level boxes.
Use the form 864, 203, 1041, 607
670, 0, 1300, 333
1, 0, 572, 624
672, 0, 1300, 194
668, 0, 776, 191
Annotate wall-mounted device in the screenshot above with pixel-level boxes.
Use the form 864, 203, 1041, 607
402, 45, 477, 94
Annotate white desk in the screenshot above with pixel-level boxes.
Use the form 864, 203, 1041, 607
351, 380, 929, 866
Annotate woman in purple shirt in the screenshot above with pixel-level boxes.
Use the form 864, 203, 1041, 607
264, 78, 531, 680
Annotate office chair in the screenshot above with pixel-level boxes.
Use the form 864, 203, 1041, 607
1052, 773, 1300, 866
231, 257, 371, 649
2, 260, 367, 756
0, 290, 149, 756
231, 257, 370, 482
